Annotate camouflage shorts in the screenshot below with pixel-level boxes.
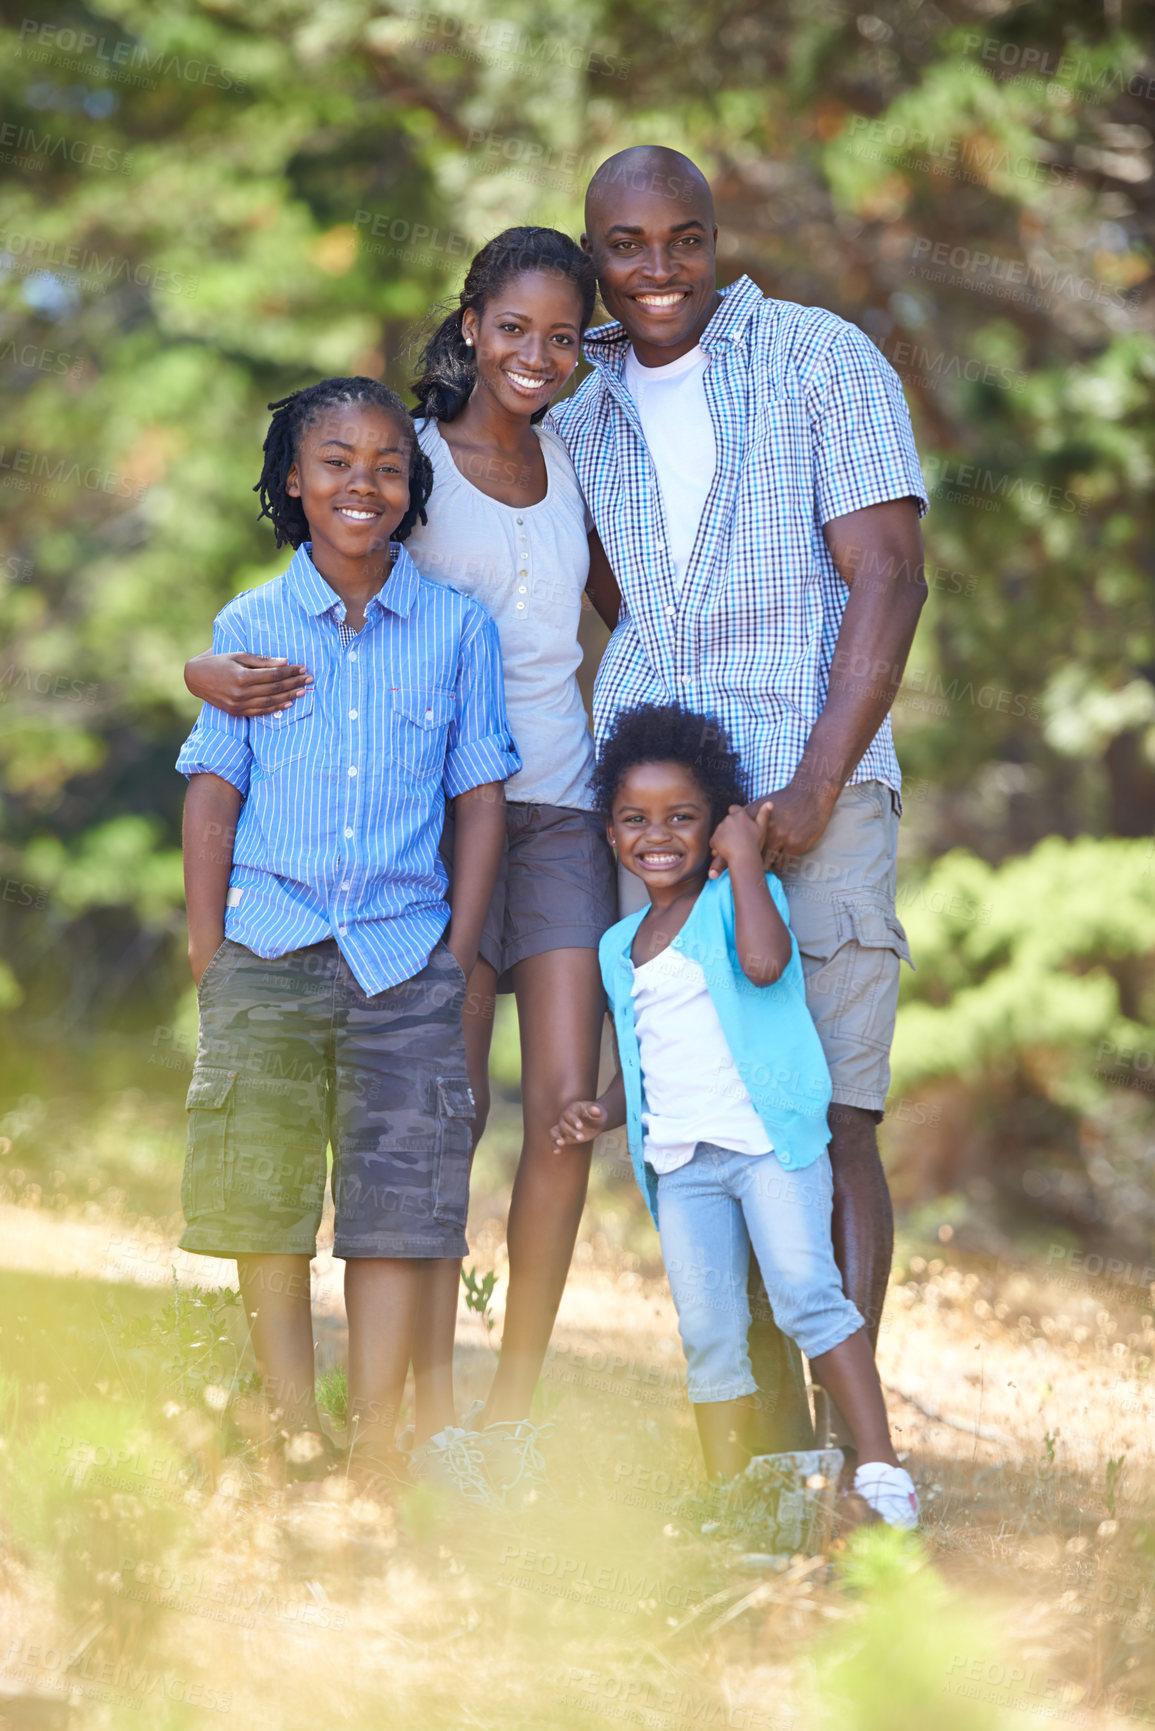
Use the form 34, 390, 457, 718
180, 938, 474, 1261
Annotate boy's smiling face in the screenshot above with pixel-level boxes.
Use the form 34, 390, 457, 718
609, 760, 713, 898
286, 403, 413, 573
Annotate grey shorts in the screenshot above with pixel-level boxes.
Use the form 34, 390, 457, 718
778, 781, 912, 1114
180, 938, 474, 1261
616, 780, 912, 1114
441, 801, 616, 993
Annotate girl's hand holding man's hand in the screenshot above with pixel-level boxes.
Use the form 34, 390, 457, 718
550, 1100, 606, 1148
707, 802, 771, 880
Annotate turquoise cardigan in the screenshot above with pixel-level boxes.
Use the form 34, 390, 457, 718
599, 873, 832, 1226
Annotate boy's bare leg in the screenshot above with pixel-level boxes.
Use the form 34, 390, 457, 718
345, 1258, 424, 1458
694, 1394, 756, 1482
483, 948, 603, 1426
236, 1253, 321, 1435
411, 956, 497, 1444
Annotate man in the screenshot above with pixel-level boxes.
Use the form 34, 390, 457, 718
548, 145, 927, 1453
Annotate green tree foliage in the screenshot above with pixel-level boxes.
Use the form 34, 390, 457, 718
0, 1, 1151, 1205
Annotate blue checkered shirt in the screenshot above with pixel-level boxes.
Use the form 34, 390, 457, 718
548, 275, 927, 799
177, 543, 520, 994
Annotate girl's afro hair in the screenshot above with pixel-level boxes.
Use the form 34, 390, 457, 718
594, 703, 747, 827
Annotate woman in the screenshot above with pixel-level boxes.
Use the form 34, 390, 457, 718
184, 228, 620, 1499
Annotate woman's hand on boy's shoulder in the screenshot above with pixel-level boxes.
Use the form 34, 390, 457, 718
707, 803, 770, 880
185, 650, 312, 717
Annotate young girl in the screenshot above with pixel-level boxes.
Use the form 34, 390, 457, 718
551, 704, 919, 1527
183, 230, 619, 1499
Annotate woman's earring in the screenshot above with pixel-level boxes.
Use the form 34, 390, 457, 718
464, 337, 473, 347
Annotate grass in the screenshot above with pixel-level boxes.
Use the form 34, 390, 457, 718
1, 1058, 1154, 1727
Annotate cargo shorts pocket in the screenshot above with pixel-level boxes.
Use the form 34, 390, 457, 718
183, 1065, 238, 1217
796, 894, 912, 969
431, 1076, 475, 1226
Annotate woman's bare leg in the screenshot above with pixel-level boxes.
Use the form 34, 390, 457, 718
484, 948, 605, 1425
410, 956, 497, 1443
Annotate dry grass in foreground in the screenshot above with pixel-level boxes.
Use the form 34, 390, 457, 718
0, 1195, 1152, 1731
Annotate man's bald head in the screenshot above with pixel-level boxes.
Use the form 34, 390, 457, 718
585, 146, 714, 230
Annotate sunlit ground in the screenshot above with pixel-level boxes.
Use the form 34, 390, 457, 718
1, 1070, 1153, 1731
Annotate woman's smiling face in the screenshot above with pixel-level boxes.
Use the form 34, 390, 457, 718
462, 268, 585, 416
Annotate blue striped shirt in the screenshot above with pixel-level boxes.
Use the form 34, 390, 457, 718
548, 275, 928, 800
176, 543, 520, 993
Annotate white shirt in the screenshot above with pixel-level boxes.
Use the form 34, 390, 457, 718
405, 418, 596, 810
631, 942, 773, 1175
622, 343, 716, 594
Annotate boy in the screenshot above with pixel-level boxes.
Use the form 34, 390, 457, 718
177, 377, 518, 1480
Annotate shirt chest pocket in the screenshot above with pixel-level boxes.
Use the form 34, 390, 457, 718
251, 689, 316, 771
389, 689, 455, 781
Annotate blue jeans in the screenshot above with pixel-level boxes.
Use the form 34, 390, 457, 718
656, 1141, 864, 1403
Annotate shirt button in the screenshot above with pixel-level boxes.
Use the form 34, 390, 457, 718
518, 585, 527, 594
344, 827, 354, 838
516, 517, 524, 525
349, 708, 358, 720
666, 605, 675, 616
340, 881, 350, 891
348, 765, 357, 777
349, 651, 358, 661
516, 602, 526, 610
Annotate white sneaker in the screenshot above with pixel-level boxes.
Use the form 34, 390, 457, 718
852, 1462, 920, 1529
478, 1418, 555, 1507
409, 1425, 502, 1509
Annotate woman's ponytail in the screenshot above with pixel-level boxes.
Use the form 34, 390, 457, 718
411, 305, 476, 423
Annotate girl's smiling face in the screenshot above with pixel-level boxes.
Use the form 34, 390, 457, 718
608, 760, 713, 895
286, 402, 414, 569
462, 268, 584, 417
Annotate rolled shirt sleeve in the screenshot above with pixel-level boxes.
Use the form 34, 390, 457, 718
810, 323, 928, 527
442, 605, 522, 799
175, 617, 253, 796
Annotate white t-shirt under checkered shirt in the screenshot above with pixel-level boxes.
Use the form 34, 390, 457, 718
548, 275, 928, 801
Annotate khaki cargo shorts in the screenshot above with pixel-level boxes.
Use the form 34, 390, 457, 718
777, 781, 912, 1114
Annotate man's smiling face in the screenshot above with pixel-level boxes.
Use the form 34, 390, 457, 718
583, 170, 720, 366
